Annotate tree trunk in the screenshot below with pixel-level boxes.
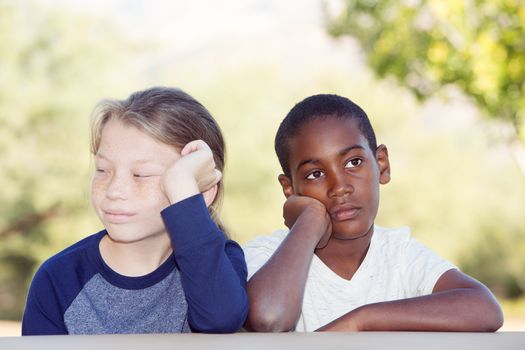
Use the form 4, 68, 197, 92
0, 203, 61, 238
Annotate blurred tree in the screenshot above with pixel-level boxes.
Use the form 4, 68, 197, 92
0, 1, 137, 319
326, 0, 525, 176
459, 226, 525, 299
325, 0, 525, 299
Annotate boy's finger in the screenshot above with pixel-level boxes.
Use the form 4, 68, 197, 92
197, 169, 222, 192
214, 169, 222, 183
180, 139, 208, 156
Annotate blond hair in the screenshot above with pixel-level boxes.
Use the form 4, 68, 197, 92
91, 87, 227, 234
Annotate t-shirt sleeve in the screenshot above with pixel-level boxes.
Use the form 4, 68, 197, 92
401, 237, 457, 296
242, 230, 287, 280
161, 194, 248, 333
22, 265, 68, 335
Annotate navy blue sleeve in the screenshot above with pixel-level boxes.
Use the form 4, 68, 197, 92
22, 265, 68, 335
161, 194, 248, 333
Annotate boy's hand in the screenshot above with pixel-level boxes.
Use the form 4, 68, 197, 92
162, 140, 222, 204
283, 195, 332, 248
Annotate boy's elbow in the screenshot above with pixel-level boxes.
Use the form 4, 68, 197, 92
190, 302, 249, 333
475, 291, 504, 332
477, 314, 503, 332
200, 318, 245, 333
484, 304, 504, 332
192, 316, 245, 333
488, 318, 504, 333
246, 307, 295, 332
246, 317, 293, 333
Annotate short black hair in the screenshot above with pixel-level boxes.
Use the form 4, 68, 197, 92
275, 94, 377, 176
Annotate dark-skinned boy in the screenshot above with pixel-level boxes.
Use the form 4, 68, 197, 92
244, 94, 503, 332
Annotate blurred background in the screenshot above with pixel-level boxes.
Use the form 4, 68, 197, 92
1, 0, 524, 334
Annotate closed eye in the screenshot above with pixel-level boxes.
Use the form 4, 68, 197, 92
345, 158, 362, 168
305, 170, 325, 180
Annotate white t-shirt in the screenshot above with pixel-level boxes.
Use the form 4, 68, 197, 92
243, 225, 456, 332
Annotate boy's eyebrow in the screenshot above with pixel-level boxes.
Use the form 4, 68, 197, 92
296, 145, 365, 171
95, 153, 159, 165
94, 153, 109, 161
133, 159, 159, 165
339, 145, 365, 155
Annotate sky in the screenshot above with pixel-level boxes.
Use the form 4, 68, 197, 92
35, 0, 362, 79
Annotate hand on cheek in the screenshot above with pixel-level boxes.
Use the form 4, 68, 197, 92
283, 195, 332, 248
161, 140, 222, 204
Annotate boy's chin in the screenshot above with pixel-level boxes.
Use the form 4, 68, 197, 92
330, 223, 373, 241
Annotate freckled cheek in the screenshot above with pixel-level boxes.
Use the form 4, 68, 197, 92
133, 180, 170, 207
90, 178, 107, 205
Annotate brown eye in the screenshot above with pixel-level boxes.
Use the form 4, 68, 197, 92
345, 158, 362, 168
306, 170, 324, 180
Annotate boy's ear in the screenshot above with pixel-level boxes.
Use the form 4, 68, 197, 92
202, 184, 218, 207
278, 174, 294, 198
376, 144, 391, 185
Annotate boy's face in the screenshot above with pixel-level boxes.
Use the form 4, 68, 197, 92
91, 118, 178, 246
279, 117, 390, 240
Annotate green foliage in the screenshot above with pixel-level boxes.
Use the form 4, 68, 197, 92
460, 226, 525, 299
326, 0, 525, 299
0, 1, 137, 319
327, 0, 525, 138
1, 0, 524, 322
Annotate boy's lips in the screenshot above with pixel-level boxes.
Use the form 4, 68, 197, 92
330, 204, 361, 221
103, 209, 136, 223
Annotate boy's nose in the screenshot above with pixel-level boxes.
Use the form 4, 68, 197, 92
106, 174, 130, 200
328, 172, 353, 198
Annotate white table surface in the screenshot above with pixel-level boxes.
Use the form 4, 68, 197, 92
1, 332, 524, 350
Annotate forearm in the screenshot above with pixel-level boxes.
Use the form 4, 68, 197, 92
319, 287, 503, 332
162, 195, 248, 333
246, 211, 325, 332
179, 238, 248, 333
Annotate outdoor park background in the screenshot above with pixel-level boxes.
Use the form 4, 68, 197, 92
1, 0, 524, 335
